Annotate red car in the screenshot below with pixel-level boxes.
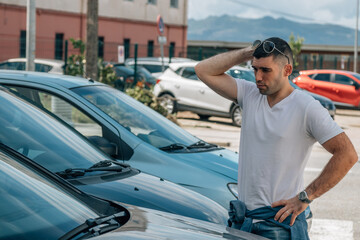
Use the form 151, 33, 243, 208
293, 69, 360, 108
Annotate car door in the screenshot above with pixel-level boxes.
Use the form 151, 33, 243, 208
175, 67, 230, 113
310, 73, 335, 99
332, 74, 360, 106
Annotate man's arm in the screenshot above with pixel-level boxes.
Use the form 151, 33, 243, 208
194, 46, 254, 102
272, 132, 358, 226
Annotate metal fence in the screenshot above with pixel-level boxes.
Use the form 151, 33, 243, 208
0, 35, 357, 72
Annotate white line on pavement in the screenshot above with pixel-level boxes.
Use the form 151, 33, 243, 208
309, 219, 353, 240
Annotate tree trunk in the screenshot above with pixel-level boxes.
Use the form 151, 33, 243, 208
85, 0, 98, 80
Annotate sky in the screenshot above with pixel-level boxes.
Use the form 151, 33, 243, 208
188, 0, 359, 30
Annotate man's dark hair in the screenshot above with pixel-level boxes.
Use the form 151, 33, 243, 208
253, 37, 293, 65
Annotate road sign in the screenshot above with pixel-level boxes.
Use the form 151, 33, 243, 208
117, 45, 124, 63
157, 15, 165, 35
158, 36, 167, 44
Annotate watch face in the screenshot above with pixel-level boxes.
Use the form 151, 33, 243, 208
299, 191, 306, 200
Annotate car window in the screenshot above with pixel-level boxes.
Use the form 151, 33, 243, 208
0, 150, 100, 239
114, 66, 133, 75
7, 86, 103, 138
313, 73, 331, 82
0, 62, 24, 70
72, 85, 199, 148
0, 62, 12, 69
0, 90, 112, 172
142, 64, 165, 73
334, 74, 355, 86
35, 63, 53, 73
181, 67, 198, 80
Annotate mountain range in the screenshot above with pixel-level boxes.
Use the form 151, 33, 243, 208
187, 15, 359, 46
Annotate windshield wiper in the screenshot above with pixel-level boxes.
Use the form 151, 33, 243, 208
159, 143, 188, 151
59, 211, 127, 240
56, 160, 131, 179
188, 140, 218, 149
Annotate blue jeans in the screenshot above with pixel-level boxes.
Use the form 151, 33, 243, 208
251, 221, 291, 240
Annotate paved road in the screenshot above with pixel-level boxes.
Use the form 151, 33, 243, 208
177, 109, 360, 240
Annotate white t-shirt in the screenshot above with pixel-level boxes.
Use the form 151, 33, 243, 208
235, 79, 343, 210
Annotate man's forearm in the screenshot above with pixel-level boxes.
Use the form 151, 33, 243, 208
195, 46, 254, 78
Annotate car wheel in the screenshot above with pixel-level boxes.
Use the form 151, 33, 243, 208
231, 105, 242, 127
158, 93, 177, 114
198, 114, 210, 121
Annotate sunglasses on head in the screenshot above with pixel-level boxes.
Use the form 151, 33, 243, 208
252, 40, 290, 64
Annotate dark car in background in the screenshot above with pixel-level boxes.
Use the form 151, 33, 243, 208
112, 63, 156, 90
0, 86, 229, 224
0, 143, 267, 240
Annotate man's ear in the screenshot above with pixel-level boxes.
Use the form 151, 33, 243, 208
283, 64, 293, 77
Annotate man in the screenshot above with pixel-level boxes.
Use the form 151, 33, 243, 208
195, 37, 358, 239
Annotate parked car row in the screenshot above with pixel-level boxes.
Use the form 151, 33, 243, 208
0, 70, 269, 239
0, 58, 158, 90
0, 137, 265, 240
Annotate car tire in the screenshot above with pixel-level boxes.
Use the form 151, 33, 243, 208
198, 114, 210, 121
230, 105, 242, 127
158, 93, 177, 114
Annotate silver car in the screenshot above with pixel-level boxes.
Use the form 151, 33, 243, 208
153, 62, 254, 127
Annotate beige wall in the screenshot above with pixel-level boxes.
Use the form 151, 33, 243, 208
0, 0, 188, 26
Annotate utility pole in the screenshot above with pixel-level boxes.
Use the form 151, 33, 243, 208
26, 0, 36, 71
355, 0, 359, 72
85, 0, 98, 80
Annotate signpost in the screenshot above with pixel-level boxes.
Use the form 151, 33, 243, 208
157, 15, 166, 72
117, 45, 124, 63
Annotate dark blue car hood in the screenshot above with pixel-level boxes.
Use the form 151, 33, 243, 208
71, 171, 228, 225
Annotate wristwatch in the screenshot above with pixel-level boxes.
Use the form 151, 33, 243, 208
298, 190, 312, 204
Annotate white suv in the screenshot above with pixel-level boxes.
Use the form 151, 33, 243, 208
153, 62, 255, 127
125, 57, 195, 77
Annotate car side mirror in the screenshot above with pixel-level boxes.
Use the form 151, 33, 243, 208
87, 136, 117, 157
354, 82, 360, 90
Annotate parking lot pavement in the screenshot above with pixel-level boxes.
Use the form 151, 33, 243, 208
177, 110, 360, 240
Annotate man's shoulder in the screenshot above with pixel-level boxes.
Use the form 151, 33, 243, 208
292, 89, 317, 108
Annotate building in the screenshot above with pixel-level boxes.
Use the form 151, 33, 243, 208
187, 40, 360, 72
0, 0, 188, 62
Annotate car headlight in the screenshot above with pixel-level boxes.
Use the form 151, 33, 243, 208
227, 182, 238, 199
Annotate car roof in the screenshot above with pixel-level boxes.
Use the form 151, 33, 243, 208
125, 57, 195, 64
4, 58, 64, 66
168, 61, 199, 70
0, 70, 103, 89
229, 65, 253, 71
299, 69, 357, 75
167, 62, 252, 72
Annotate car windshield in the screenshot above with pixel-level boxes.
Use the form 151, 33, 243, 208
0, 91, 111, 172
0, 149, 99, 239
71, 85, 200, 148
351, 73, 360, 81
